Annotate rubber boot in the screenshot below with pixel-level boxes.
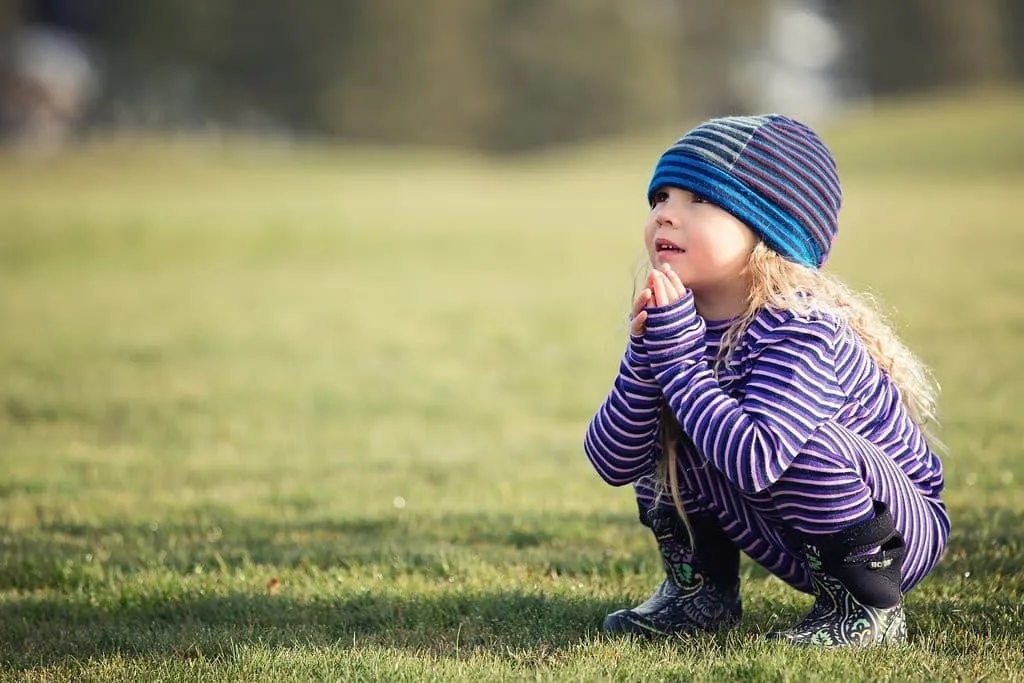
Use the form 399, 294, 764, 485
603, 506, 742, 636
768, 501, 907, 646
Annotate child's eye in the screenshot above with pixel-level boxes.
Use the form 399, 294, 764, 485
691, 193, 709, 204
650, 190, 669, 207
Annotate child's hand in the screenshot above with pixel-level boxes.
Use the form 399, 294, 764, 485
649, 264, 687, 306
630, 287, 653, 335
641, 264, 703, 380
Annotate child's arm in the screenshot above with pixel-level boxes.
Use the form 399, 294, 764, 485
644, 293, 844, 494
583, 334, 663, 486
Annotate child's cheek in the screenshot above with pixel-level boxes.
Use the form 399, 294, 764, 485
644, 224, 658, 263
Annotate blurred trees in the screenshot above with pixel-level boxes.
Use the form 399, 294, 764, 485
836, 0, 1016, 94
5, 0, 1023, 152
89, 0, 700, 152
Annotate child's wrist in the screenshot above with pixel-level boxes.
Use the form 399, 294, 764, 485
624, 336, 657, 381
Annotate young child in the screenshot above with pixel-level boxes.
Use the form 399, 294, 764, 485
583, 115, 949, 647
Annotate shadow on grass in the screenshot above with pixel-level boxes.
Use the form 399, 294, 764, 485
3, 503, 1022, 591
0, 510, 663, 592
2, 574, 1020, 672
0, 588, 626, 670
0, 508, 760, 670
2, 505, 1021, 670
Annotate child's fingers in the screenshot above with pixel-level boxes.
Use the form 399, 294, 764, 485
632, 288, 652, 316
653, 270, 679, 304
630, 310, 647, 335
650, 270, 668, 305
661, 264, 686, 295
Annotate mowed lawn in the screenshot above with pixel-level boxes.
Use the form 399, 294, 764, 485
1, 92, 1023, 681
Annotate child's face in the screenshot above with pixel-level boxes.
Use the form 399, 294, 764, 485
644, 186, 757, 296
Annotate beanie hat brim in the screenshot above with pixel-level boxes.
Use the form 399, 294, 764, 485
646, 115, 841, 270
648, 151, 820, 269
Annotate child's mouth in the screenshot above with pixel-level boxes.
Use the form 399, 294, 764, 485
655, 238, 684, 253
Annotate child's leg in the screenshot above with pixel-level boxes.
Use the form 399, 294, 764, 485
765, 421, 950, 592
671, 424, 949, 594
633, 472, 678, 526
760, 421, 949, 645
632, 471, 741, 586
669, 438, 813, 592
605, 472, 742, 636
671, 424, 948, 646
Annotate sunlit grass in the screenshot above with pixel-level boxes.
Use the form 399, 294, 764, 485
1, 90, 1023, 681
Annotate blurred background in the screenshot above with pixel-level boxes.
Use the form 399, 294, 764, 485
0, 3, 1023, 676
1, 0, 1022, 155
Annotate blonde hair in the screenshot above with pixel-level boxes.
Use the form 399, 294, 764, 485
654, 241, 942, 537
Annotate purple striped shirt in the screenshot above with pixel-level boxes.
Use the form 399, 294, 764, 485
584, 292, 944, 497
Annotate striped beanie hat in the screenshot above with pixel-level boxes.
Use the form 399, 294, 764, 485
647, 115, 841, 269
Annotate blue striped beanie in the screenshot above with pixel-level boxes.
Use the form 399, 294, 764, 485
647, 115, 841, 269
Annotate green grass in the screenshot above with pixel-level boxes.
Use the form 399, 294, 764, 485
1, 90, 1023, 681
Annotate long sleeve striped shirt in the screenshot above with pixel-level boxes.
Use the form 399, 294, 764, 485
584, 292, 944, 498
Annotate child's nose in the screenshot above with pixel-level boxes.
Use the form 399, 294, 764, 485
655, 204, 678, 227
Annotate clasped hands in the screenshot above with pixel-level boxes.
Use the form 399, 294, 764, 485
627, 263, 705, 382
630, 264, 687, 335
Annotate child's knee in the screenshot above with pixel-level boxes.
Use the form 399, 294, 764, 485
779, 421, 872, 483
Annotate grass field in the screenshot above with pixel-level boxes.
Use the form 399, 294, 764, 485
1, 90, 1023, 681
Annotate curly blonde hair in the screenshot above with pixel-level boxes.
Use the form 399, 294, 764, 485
655, 241, 942, 538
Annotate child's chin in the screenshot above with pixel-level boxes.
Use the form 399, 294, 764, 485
655, 252, 687, 268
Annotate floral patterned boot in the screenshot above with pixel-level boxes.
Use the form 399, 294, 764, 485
603, 509, 742, 636
769, 501, 908, 647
